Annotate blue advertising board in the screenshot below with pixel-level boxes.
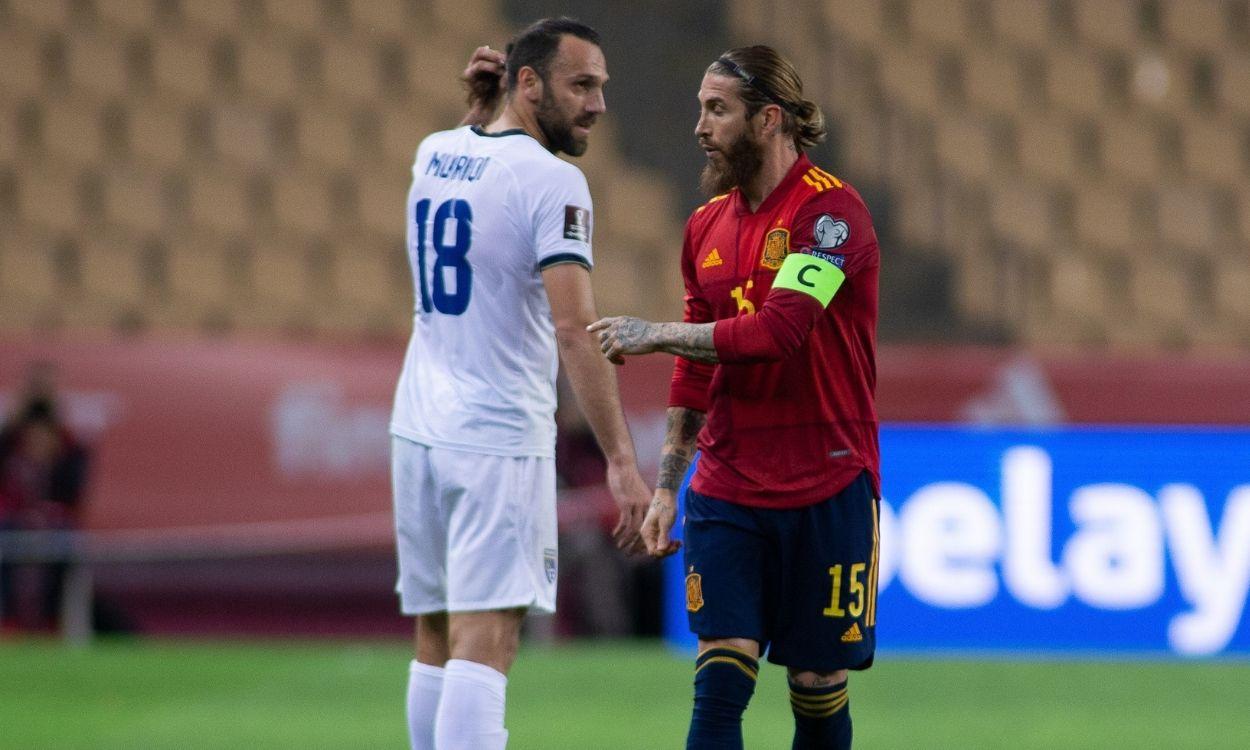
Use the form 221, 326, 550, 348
663, 426, 1250, 657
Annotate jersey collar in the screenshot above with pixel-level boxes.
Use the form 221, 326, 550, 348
733, 152, 814, 217
470, 125, 532, 139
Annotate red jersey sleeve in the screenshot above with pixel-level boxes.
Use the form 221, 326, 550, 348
669, 220, 715, 411
713, 189, 877, 363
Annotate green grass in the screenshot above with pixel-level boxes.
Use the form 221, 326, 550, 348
1, 638, 1248, 749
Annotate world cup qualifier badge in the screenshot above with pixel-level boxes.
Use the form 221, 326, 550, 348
543, 548, 557, 583
814, 214, 850, 249
563, 205, 590, 242
761, 228, 790, 269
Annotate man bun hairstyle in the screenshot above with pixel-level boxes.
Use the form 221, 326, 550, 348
505, 16, 602, 91
708, 45, 826, 150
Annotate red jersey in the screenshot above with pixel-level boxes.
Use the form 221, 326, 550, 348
668, 154, 880, 509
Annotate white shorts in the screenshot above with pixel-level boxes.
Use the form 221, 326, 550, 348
391, 436, 558, 615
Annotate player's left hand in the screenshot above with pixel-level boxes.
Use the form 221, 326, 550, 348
641, 490, 682, 558
587, 316, 659, 364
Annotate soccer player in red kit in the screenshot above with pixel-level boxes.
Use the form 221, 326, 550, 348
591, 46, 880, 749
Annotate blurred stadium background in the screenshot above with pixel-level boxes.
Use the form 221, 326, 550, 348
2, 0, 1249, 747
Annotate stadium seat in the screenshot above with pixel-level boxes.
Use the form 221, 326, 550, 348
188, 171, 251, 237
104, 167, 166, 235
1162, 0, 1228, 52
7, 0, 73, 30
1072, 0, 1144, 52
987, 0, 1054, 48
322, 37, 385, 103
151, 31, 216, 101
988, 177, 1054, 250
1100, 114, 1166, 185
0, 26, 48, 98
295, 105, 359, 169
212, 102, 279, 168
962, 48, 1026, 115
934, 113, 997, 182
1181, 116, 1245, 185
272, 170, 336, 237
907, 0, 973, 48
1045, 48, 1108, 117
1015, 114, 1083, 183
41, 94, 108, 166
18, 162, 83, 233
237, 32, 300, 101
1156, 183, 1219, 251
1072, 180, 1139, 254
1217, 52, 1250, 116
65, 29, 131, 97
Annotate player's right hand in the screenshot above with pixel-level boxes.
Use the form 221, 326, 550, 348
462, 45, 507, 107
641, 489, 682, 558
606, 461, 651, 554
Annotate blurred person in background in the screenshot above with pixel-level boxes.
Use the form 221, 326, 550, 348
0, 362, 90, 632
391, 18, 651, 750
592, 46, 881, 750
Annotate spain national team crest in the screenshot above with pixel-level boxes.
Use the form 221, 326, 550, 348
686, 572, 704, 612
761, 228, 790, 269
543, 548, 557, 583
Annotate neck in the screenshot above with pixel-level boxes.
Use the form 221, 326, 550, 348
741, 139, 800, 211
487, 98, 548, 150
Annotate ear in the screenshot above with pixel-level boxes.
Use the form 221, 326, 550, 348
759, 103, 785, 137
516, 66, 543, 103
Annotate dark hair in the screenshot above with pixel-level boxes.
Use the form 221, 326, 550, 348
505, 17, 602, 91
707, 45, 826, 150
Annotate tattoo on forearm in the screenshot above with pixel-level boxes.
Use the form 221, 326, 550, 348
656, 409, 707, 490
657, 322, 719, 364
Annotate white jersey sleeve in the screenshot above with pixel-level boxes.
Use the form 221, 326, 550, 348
528, 162, 594, 270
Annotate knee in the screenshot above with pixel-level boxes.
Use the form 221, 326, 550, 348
787, 668, 848, 689
448, 609, 525, 673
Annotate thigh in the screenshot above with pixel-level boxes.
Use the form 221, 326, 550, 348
684, 490, 769, 644
768, 472, 880, 672
438, 450, 558, 614
392, 436, 447, 615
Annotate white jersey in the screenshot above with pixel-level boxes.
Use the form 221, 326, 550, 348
390, 126, 594, 458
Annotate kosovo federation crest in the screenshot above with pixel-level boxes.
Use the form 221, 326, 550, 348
686, 572, 704, 612
543, 548, 557, 583
761, 228, 790, 269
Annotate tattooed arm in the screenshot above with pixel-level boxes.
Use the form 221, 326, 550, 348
586, 317, 720, 364
639, 406, 706, 557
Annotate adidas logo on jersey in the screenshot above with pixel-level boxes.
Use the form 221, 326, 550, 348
841, 622, 863, 643
702, 248, 724, 268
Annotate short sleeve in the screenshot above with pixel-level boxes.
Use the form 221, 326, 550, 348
530, 162, 594, 270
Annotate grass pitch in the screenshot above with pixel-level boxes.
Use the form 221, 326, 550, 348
1, 638, 1247, 749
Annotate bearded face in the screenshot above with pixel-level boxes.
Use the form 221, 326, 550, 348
536, 84, 597, 157
699, 124, 765, 197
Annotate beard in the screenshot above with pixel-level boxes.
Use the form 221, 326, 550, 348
536, 88, 595, 157
699, 130, 765, 197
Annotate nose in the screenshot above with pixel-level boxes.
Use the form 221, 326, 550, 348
587, 88, 606, 115
695, 111, 710, 140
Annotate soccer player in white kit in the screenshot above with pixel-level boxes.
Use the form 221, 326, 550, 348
390, 18, 652, 750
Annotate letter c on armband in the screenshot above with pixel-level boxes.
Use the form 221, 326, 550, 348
773, 252, 845, 307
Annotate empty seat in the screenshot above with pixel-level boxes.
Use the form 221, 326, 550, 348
1016, 114, 1082, 183
78, 231, 146, 308
1073, 179, 1140, 253
876, 46, 944, 115
322, 36, 384, 103
151, 31, 215, 101
1213, 254, 1250, 322
1181, 116, 1244, 184
104, 167, 166, 235
934, 113, 997, 182
962, 48, 1026, 115
907, 0, 973, 48
1045, 48, 1107, 117
272, 171, 335, 237
296, 106, 358, 168
1162, 0, 1227, 52
356, 168, 408, 238
0, 228, 59, 303
1156, 182, 1219, 250
65, 30, 131, 97
822, 0, 889, 49
126, 100, 189, 167
41, 94, 108, 166
988, 177, 1054, 250
213, 103, 277, 167
1072, 0, 1143, 51
1130, 254, 1193, 325
188, 170, 251, 236
167, 239, 230, 307
988, 0, 1053, 48
1100, 114, 1166, 185
7, 0, 73, 30
0, 26, 48, 98
1048, 250, 1112, 323
17, 163, 83, 232
1217, 52, 1250, 116
237, 32, 300, 101
93, 0, 159, 32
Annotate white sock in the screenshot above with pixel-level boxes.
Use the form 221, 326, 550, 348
407, 661, 444, 750
434, 658, 509, 750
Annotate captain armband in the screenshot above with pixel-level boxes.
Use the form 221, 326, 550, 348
772, 252, 846, 307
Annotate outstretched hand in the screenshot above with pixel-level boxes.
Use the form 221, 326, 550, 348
587, 316, 659, 365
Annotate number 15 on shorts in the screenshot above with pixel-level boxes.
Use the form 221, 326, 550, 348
823, 563, 868, 619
